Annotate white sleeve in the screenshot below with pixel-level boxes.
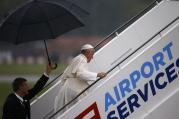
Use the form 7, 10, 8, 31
43, 72, 49, 78
76, 60, 97, 81
77, 70, 97, 81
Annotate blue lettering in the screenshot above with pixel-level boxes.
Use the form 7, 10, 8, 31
127, 94, 141, 113
141, 62, 154, 78
105, 43, 177, 119
117, 101, 129, 119
137, 83, 148, 102
149, 79, 156, 96
153, 52, 165, 71
155, 72, 167, 89
107, 111, 118, 119
105, 92, 116, 112
163, 42, 173, 60
165, 63, 178, 83
114, 86, 121, 102
176, 58, 179, 67
130, 70, 141, 89
119, 79, 132, 98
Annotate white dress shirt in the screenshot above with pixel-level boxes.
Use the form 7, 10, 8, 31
14, 93, 28, 119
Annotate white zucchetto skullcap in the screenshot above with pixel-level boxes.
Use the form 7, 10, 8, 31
81, 44, 94, 51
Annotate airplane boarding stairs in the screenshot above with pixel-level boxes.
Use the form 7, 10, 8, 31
31, 0, 179, 119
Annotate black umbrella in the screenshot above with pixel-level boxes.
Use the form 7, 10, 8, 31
0, 0, 88, 66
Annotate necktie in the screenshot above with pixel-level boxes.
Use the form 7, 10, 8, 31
21, 100, 26, 108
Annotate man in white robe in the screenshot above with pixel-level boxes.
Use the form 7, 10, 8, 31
54, 44, 107, 113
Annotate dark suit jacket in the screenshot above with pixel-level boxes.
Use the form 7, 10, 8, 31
2, 74, 49, 119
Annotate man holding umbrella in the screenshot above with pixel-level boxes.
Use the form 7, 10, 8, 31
2, 63, 55, 119
0, 1, 89, 118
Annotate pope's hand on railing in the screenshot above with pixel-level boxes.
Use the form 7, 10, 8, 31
97, 72, 107, 78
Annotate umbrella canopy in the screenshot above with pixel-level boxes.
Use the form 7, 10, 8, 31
0, 0, 88, 66
0, 0, 88, 44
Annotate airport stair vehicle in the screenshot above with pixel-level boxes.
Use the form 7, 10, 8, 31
31, 0, 179, 119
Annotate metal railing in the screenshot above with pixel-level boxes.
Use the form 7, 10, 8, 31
37, 0, 160, 95
48, 0, 165, 118
49, 15, 179, 119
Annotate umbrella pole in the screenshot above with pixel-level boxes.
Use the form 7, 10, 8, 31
44, 40, 57, 69
43, 40, 51, 64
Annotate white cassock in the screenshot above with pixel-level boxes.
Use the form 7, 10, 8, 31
54, 54, 97, 113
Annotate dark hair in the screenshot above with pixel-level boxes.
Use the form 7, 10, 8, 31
12, 78, 27, 92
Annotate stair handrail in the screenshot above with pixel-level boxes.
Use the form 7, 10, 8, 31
34, 0, 160, 97
49, 1, 171, 118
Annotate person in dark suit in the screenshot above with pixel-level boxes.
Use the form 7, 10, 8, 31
2, 63, 55, 119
